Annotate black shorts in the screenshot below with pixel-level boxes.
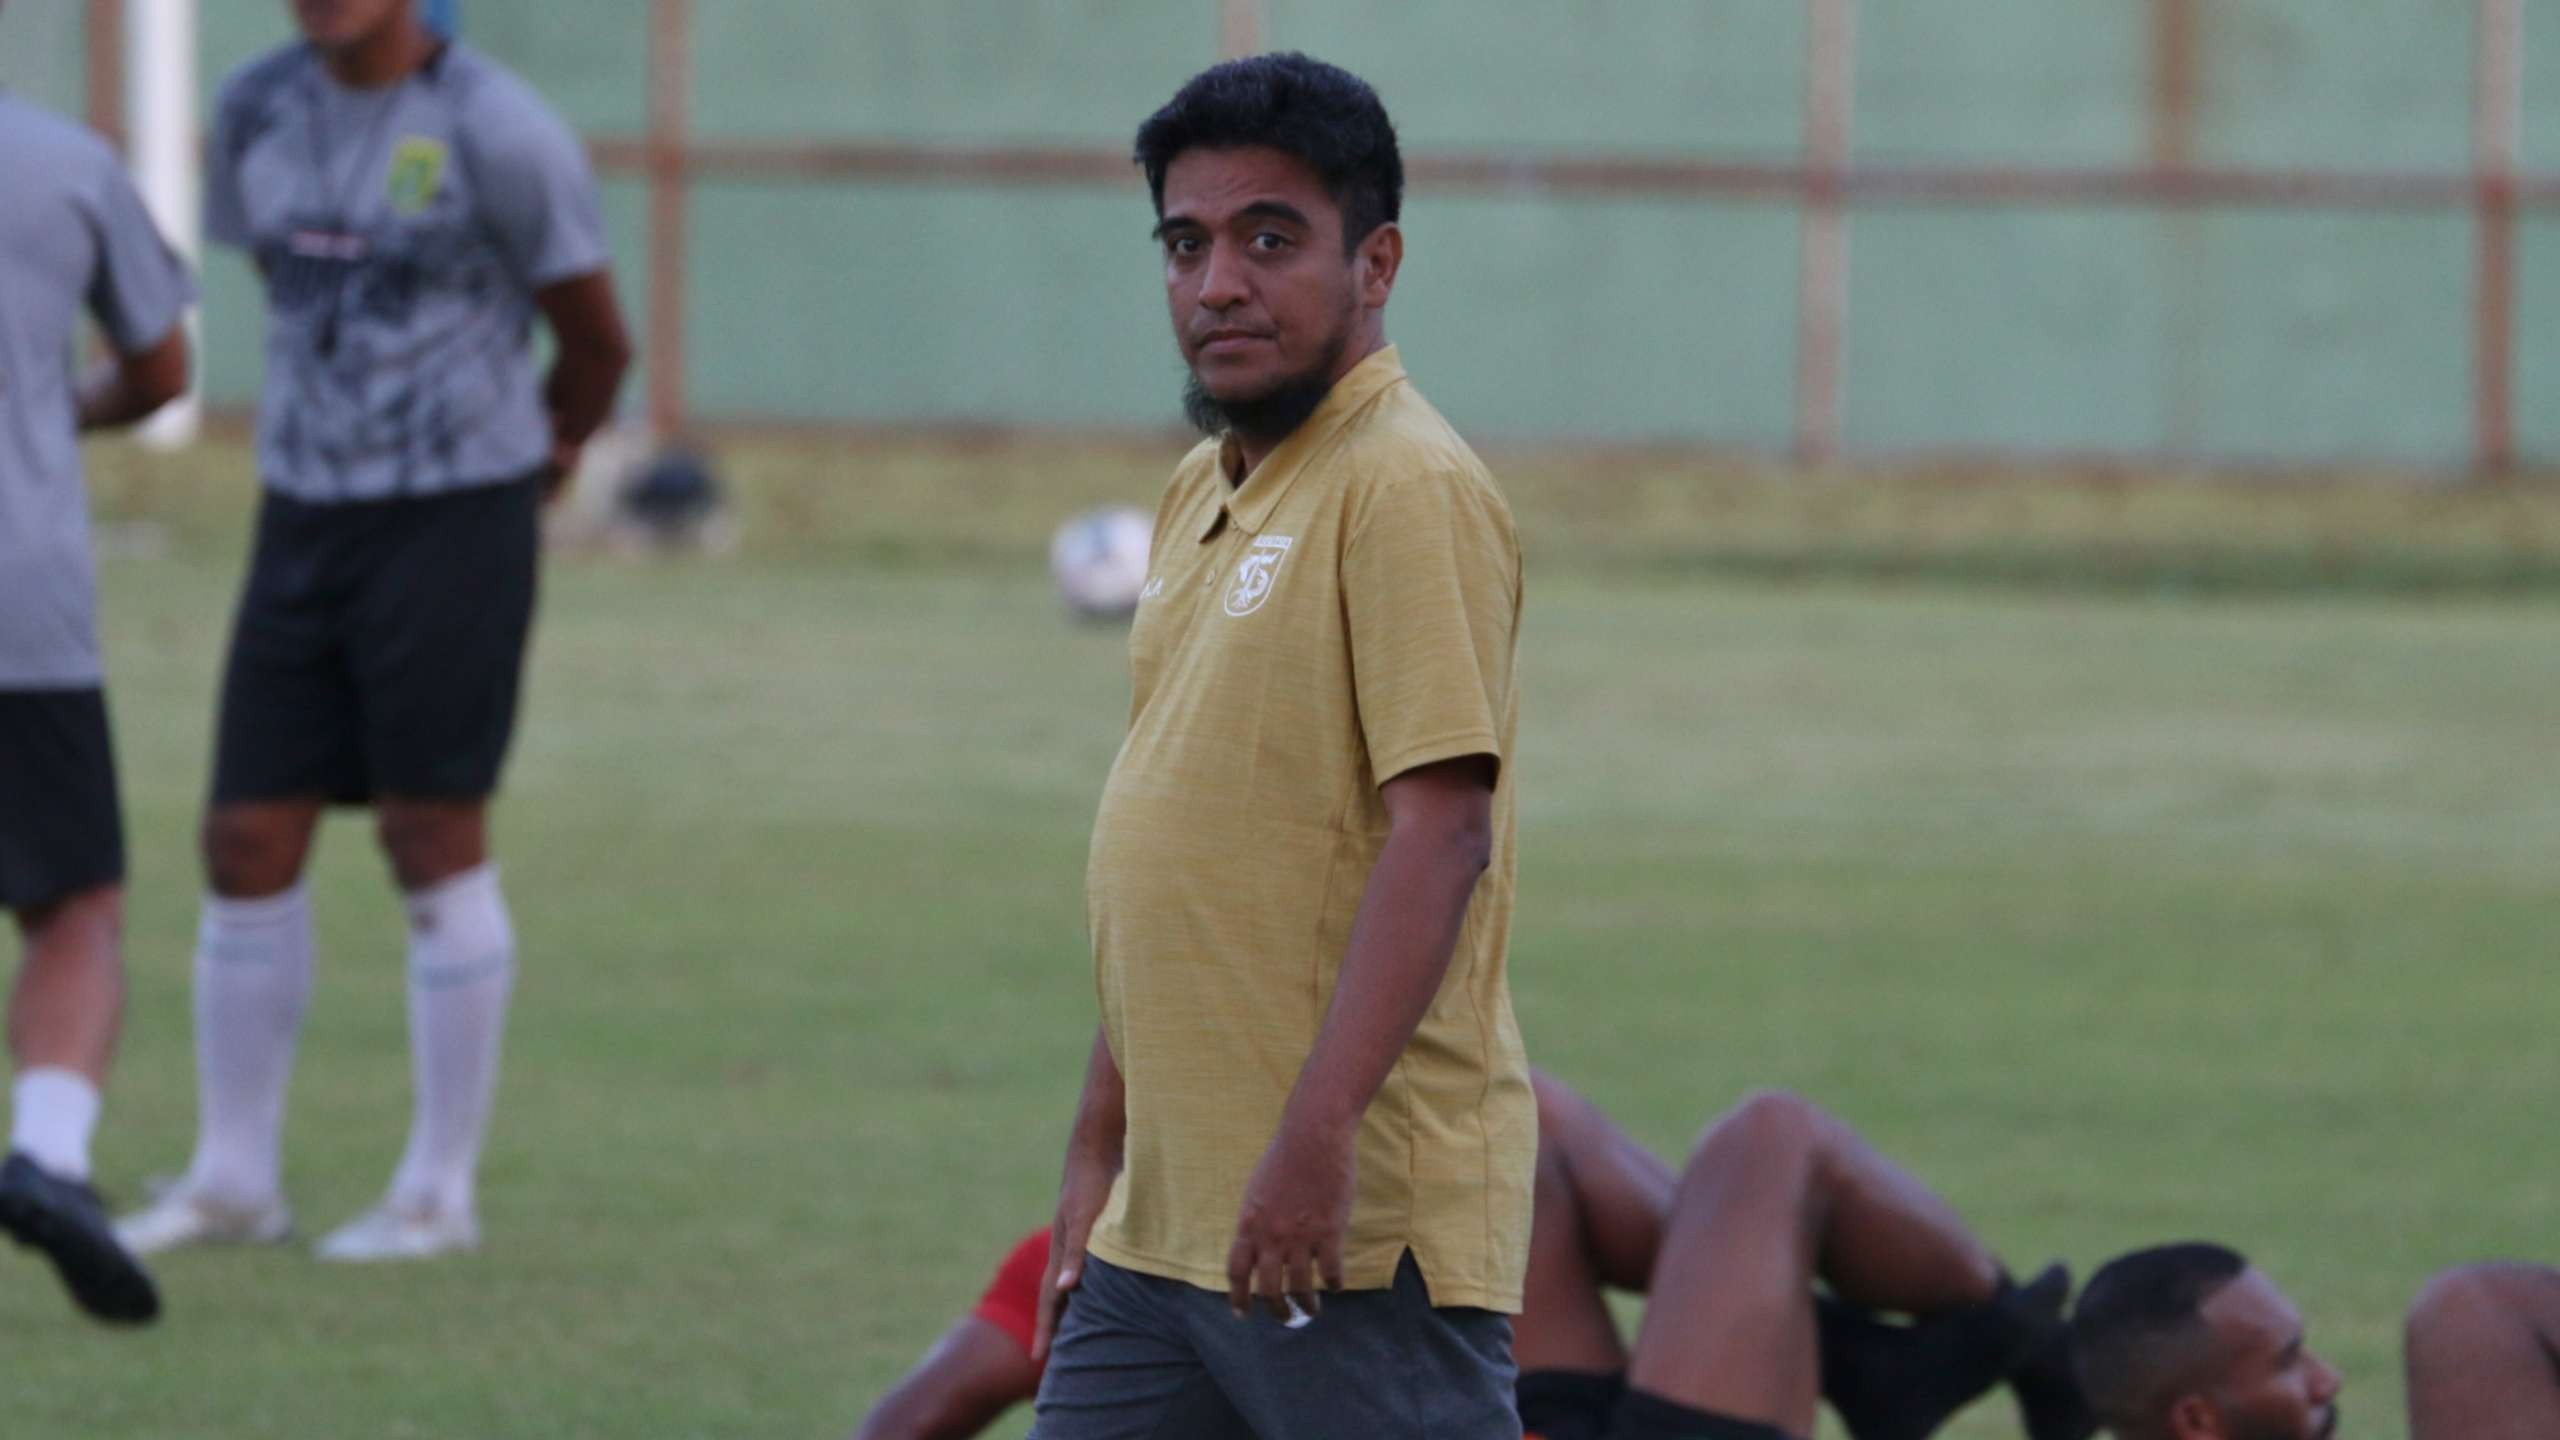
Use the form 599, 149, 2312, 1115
212, 478, 541, 807
1517, 1369, 1627, 1440
0, 689, 126, 910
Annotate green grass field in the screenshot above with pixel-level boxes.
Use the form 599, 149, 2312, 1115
10, 440, 2559, 1437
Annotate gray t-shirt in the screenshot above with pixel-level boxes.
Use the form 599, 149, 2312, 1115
0, 93, 195, 688
207, 42, 610, 503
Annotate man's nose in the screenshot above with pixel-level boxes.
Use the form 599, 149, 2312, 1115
1198, 242, 1250, 309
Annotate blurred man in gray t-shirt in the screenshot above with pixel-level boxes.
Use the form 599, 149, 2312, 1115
117, 0, 631, 1266
0, 65, 194, 1325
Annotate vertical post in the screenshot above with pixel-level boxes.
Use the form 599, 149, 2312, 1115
2151, 0, 2204, 451
85, 0, 126, 148
1219, 0, 1263, 59
129, 0, 199, 447
1792, 0, 1855, 465
2470, 0, 2522, 472
2146, 0, 2197, 168
646, 0, 692, 437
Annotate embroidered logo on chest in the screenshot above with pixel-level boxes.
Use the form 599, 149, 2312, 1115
1224, 535, 1294, 617
386, 137, 449, 216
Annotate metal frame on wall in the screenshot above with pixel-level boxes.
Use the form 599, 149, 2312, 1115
83, 0, 2551, 469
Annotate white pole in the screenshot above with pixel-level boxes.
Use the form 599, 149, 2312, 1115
128, 0, 200, 447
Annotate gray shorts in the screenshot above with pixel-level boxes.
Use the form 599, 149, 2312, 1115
1029, 1251, 1521, 1440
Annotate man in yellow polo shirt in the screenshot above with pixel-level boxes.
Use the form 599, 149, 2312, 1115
1025, 53, 1535, 1439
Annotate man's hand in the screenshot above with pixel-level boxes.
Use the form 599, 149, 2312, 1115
74, 325, 189, 433
532, 269, 629, 505
540, 438, 581, 501
1029, 1139, 1119, 1364
1032, 1025, 1129, 1364
1226, 1116, 1355, 1321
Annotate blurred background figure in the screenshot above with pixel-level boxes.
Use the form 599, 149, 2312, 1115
0, 1, 194, 1326
113, 0, 629, 1265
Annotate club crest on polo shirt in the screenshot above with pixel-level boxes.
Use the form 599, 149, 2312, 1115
386, 137, 449, 216
1225, 535, 1293, 617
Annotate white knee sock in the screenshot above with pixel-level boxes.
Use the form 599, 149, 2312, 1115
387, 863, 515, 1219
9, 1068, 102, 1181
184, 885, 314, 1208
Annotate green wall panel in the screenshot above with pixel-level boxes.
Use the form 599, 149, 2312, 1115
690, 1, 1217, 144
11, 1, 2541, 462
682, 180, 1172, 427
1390, 197, 1798, 446
2192, 0, 2474, 170
2170, 211, 2471, 463
1857, 0, 2147, 166
1847, 207, 2170, 453
193, 0, 289, 413
1848, 206, 2470, 462
2528, 0, 2560, 166
0, 0, 91, 117
2518, 218, 2560, 463
196, 246, 262, 409
1265, 1, 1805, 155
444, 3, 647, 133
597, 176, 652, 426
197, 0, 290, 107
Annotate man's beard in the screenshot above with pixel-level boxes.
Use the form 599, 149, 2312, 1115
2230, 1406, 2337, 1440
1180, 320, 1353, 446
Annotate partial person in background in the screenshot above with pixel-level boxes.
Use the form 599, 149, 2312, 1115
0, 32, 195, 1324
2069, 1243, 2341, 1440
2077, 1245, 2560, 1440
118, 0, 629, 1263
850, 1076, 2087, 1440
1513, 1077, 2083, 1440
2403, 1261, 2560, 1439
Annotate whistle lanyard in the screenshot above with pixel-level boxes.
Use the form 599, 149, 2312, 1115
299, 66, 407, 360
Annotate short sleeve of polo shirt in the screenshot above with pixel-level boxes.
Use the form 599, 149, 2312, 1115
1341, 470, 1519, 787
460, 80, 609, 290
84, 163, 193, 352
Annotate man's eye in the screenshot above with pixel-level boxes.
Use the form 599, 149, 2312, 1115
1250, 232, 1291, 253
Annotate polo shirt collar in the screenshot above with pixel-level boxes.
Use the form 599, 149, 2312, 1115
1210, 345, 1407, 537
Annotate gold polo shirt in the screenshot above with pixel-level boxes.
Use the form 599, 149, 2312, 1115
1083, 346, 1533, 1312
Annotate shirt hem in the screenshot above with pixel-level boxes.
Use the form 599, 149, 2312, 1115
1086, 1233, 1521, 1314
0, 674, 108, 694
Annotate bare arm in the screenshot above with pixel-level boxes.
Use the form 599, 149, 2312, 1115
851, 1316, 1042, 1440
531, 269, 632, 482
1227, 753, 1497, 1318
1030, 1026, 1125, 1362
75, 325, 189, 432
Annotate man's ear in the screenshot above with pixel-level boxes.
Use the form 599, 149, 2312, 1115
2166, 1393, 2220, 1440
1357, 222, 1403, 308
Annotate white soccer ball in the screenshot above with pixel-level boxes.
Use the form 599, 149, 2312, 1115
1049, 506, 1154, 620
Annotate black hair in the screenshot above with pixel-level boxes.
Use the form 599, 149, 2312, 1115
2072, 1243, 2252, 1436
1134, 52, 1403, 254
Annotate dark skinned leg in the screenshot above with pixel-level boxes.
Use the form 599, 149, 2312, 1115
1620, 1091, 2005, 1436
202, 799, 325, 900
1517, 1083, 1638, 1376
374, 797, 489, 891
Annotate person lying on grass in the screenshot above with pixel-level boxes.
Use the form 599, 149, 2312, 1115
851, 1071, 2087, 1440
